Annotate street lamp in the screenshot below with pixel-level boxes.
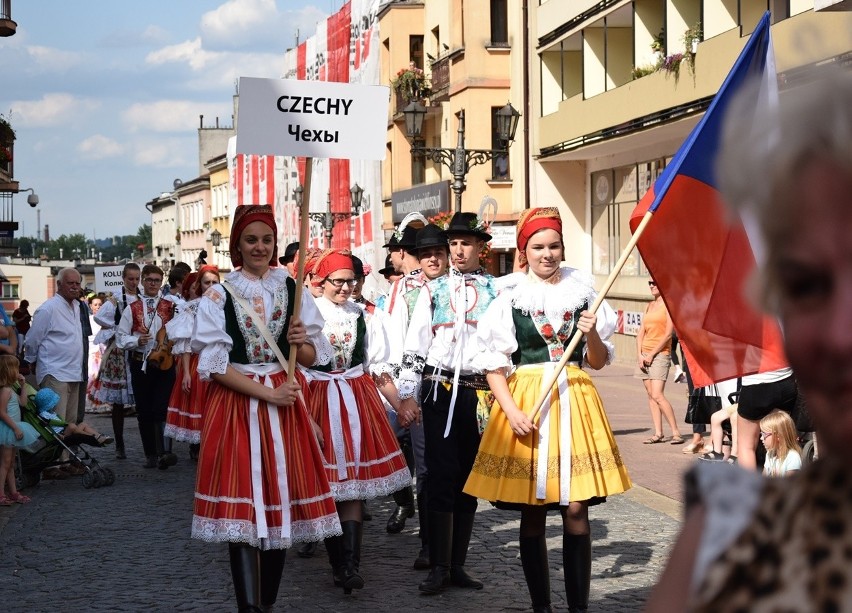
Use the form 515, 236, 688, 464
298, 184, 365, 247
210, 228, 222, 251
402, 101, 520, 212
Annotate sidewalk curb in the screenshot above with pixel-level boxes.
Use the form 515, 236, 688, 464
623, 485, 682, 521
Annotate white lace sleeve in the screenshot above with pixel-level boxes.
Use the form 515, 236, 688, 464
584, 296, 616, 366
688, 462, 765, 594
397, 286, 433, 400
192, 285, 232, 380
299, 290, 333, 367
94, 300, 117, 329
471, 293, 515, 375
364, 309, 394, 376
166, 304, 196, 355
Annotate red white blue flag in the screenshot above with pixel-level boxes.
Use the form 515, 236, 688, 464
629, 12, 788, 388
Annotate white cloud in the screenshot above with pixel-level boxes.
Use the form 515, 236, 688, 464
77, 135, 125, 160
200, 0, 277, 43
27, 45, 86, 72
122, 100, 231, 133
11, 93, 100, 128
131, 137, 194, 168
145, 37, 221, 70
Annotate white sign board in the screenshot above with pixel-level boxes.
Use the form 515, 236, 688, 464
488, 224, 517, 250
94, 265, 126, 294
236, 77, 389, 160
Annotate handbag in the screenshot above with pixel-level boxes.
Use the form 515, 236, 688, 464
685, 384, 723, 424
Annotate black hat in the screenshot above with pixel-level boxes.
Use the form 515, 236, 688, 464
415, 224, 449, 251
382, 234, 399, 249
378, 255, 395, 277
444, 212, 492, 242
396, 226, 419, 249
278, 241, 299, 265
351, 254, 365, 278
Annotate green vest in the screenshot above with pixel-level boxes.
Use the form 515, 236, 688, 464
224, 277, 296, 364
510, 303, 587, 366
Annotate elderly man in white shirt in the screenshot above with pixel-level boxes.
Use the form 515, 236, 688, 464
25, 267, 85, 425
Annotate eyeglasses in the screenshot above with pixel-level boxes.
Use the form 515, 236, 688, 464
325, 278, 357, 288
648, 281, 657, 287
143, 278, 163, 284
760, 431, 773, 440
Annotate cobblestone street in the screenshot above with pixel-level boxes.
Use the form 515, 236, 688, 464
0, 366, 686, 612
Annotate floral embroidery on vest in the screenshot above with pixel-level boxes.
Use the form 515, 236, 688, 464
530, 309, 576, 362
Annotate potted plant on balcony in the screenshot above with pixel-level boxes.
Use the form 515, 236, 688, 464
391, 64, 431, 103
682, 22, 702, 55
0, 113, 15, 146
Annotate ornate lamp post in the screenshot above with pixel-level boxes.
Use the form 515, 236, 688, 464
297, 183, 365, 247
402, 102, 520, 212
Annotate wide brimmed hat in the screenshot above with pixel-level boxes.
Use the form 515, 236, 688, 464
378, 255, 395, 276
415, 224, 449, 251
443, 212, 491, 242
278, 241, 300, 265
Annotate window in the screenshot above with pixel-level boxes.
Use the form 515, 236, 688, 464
1, 283, 19, 299
491, 107, 510, 180
412, 150, 425, 185
490, 0, 508, 45
591, 159, 666, 276
409, 35, 424, 69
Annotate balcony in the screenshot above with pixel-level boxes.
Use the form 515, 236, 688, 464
430, 56, 449, 102
0, 141, 12, 187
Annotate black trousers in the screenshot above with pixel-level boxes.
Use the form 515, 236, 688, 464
420, 373, 480, 515
129, 358, 175, 457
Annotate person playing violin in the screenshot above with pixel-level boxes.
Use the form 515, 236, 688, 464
115, 264, 177, 470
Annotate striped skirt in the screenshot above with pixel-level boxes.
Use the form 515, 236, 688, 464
192, 363, 341, 550
165, 353, 207, 443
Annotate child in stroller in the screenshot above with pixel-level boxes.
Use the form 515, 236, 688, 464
17, 384, 117, 488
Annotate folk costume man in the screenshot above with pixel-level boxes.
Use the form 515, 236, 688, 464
116, 264, 177, 470
386, 223, 451, 569
397, 212, 497, 595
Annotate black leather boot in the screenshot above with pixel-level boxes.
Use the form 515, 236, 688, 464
112, 404, 126, 459
340, 520, 364, 594
155, 421, 177, 470
450, 513, 483, 589
229, 543, 262, 612
418, 512, 452, 594
324, 535, 344, 587
413, 488, 430, 570
520, 535, 552, 613
386, 485, 415, 533
259, 548, 286, 612
563, 533, 591, 613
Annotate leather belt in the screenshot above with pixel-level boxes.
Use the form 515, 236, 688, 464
423, 365, 489, 390
129, 352, 146, 362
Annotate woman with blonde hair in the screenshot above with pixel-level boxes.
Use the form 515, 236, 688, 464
759, 409, 801, 478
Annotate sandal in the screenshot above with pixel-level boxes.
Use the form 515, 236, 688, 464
670, 436, 685, 445
95, 434, 114, 446
0, 496, 11, 507
699, 450, 725, 462
8, 493, 31, 504
682, 441, 705, 454
643, 434, 667, 444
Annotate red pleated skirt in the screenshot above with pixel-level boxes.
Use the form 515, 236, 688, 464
165, 354, 207, 443
308, 370, 411, 502
192, 366, 341, 550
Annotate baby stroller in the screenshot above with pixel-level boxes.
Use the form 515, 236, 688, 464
15, 382, 116, 490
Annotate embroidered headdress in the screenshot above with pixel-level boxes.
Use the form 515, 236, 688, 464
229, 205, 278, 268
517, 207, 562, 253
311, 249, 354, 285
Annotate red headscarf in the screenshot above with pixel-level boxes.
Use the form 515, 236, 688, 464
517, 207, 562, 253
311, 249, 354, 285
192, 265, 220, 298
229, 205, 278, 268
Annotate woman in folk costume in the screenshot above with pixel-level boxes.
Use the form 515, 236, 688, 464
90, 262, 141, 459
164, 267, 219, 459
303, 249, 412, 594
464, 208, 631, 613
190, 205, 340, 613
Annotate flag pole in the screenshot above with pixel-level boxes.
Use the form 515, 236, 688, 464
527, 210, 654, 422
287, 158, 313, 381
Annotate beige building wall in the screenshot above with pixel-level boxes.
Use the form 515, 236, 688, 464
530, 2, 852, 364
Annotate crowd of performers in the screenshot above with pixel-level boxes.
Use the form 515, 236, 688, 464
92, 204, 631, 612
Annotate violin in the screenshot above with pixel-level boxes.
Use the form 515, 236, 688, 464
147, 325, 175, 370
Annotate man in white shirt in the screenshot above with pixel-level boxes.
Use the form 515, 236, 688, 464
25, 268, 85, 425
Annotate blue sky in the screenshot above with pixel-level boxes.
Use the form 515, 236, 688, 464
1, 0, 338, 240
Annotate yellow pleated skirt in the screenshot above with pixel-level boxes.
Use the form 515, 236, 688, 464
464, 365, 631, 506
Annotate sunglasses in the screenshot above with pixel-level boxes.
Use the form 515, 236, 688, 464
648, 281, 657, 287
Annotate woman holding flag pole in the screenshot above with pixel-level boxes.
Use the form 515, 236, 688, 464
464, 208, 631, 613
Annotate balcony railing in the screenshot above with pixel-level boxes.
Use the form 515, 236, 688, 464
430, 56, 449, 100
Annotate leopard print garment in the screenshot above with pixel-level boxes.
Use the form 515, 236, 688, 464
692, 457, 852, 612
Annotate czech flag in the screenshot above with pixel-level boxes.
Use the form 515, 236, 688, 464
629, 12, 788, 388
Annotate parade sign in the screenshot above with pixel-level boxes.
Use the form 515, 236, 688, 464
236, 77, 388, 161
94, 265, 126, 294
